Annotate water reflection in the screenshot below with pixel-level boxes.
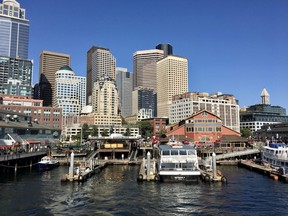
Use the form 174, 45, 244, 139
1, 165, 288, 215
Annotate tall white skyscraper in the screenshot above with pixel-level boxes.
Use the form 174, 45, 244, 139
86, 46, 116, 105
157, 55, 188, 117
53, 66, 86, 117
116, 67, 133, 116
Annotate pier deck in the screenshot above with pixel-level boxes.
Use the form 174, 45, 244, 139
238, 160, 288, 183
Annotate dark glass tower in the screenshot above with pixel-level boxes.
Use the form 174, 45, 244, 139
155, 44, 173, 57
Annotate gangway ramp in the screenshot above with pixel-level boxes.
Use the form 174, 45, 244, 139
129, 149, 138, 161
216, 149, 260, 160
86, 150, 98, 162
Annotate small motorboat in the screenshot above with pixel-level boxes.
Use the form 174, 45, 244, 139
37, 156, 60, 170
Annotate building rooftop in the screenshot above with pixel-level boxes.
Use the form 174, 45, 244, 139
59, 65, 73, 71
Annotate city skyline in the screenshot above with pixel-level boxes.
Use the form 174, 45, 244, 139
19, 0, 288, 110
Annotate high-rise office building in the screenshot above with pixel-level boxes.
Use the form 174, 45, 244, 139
157, 55, 188, 117
0, 0, 32, 96
39, 50, 70, 106
0, 56, 32, 96
0, 0, 29, 59
86, 46, 116, 105
133, 49, 164, 91
155, 44, 173, 57
115, 67, 133, 116
53, 66, 86, 117
132, 87, 157, 118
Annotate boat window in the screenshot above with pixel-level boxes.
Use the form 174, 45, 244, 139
179, 150, 187, 155
162, 150, 170, 156
161, 163, 175, 169
171, 150, 179, 155
181, 163, 195, 169
187, 150, 195, 155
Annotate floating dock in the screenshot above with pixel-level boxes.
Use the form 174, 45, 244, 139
200, 169, 227, 183
61, 152, 107, 183
137, 152, 159, 181
238, 160, 288, 183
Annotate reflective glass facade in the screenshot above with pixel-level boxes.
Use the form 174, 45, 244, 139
0, 0, 29, 59
0, 56, 32, 96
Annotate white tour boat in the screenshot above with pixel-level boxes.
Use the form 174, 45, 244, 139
262, 143, 288, 175
157, 140, 201, 182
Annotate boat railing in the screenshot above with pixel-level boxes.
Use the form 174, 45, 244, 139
161, 167, 198, 171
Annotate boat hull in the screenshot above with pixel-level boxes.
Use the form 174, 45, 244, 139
160, 174, 200, 183
159, 170, 201, 183
37, 162, 60, 171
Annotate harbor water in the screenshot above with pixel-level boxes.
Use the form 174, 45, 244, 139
0, 165, 288, 216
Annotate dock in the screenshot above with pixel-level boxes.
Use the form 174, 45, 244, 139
137, 152, 159, 181
200, 169, 227, 183
61, 151, 107, 183
238, 160, 288, 183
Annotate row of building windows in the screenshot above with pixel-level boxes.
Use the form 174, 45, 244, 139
186, 127, 222, 132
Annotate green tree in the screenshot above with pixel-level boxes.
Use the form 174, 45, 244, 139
92, 125, 98, 136
82, 123, 89, 140
241, 128, 252, 138
72, 133, 81, 145
136, 121, 153, 138
101, 129, 109, 137
124, 127, 131, 136
159, 129, 167, 138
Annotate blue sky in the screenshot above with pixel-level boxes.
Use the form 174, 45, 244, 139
19, 0, 288, 109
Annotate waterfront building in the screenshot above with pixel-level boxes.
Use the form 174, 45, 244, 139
116, 67, 133, 116
0, 94, 62, 129
254, 123, 288, 142
86, 46, 116, 105
92, 77, 121, 126
53, 66, 86, 118
157, 55, 188, 118
0, 0, 29, 59
39, 50, 70, 106
166, 110, 240, 146
0, 109, 61, 141
133, 49, 164, 91
132, 87, 157, 117
240, 88, 288, 132
169, 92, 240, 132
155, 44, 173, 57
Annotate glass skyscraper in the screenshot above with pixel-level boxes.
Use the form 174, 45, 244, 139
0, 0, 31, 96
0, 0, 29, 59
116, 67, 133, 116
